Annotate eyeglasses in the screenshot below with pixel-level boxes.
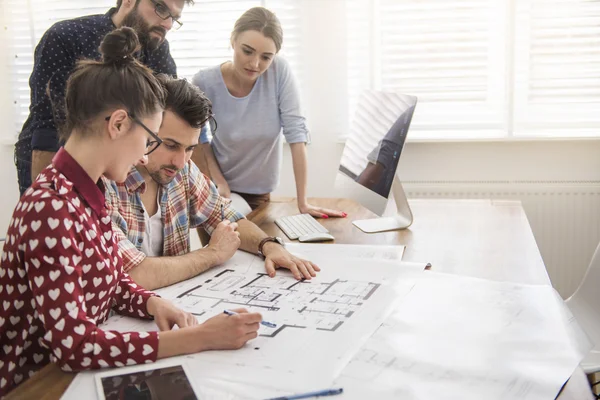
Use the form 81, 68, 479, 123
149, 0, 183, 31
104, 113, 163, 155
202, 114, 218, 135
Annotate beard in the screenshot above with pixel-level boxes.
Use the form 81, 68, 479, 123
121, 7, 167, 52
149, 165, 180, 185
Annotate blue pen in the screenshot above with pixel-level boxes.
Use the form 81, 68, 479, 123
265, 388, 343, 400
221, 203, 225, 221
223, 309, 277, 328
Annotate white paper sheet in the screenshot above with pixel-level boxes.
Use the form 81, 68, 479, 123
71, 251, 427, 395
334, 271, 591, 400
285, 243, 406, 263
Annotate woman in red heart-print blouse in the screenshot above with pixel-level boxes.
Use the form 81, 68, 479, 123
0, 27, 262, 397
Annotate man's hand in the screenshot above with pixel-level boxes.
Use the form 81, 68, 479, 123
31, 150, 56, 182
147, 297, 198, 331
262, 242, 320, 280
207, 220, 240, 264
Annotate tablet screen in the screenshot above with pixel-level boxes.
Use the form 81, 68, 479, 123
97, 364, 198, 400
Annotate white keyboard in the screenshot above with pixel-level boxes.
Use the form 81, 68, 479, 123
275, 213, 330, 240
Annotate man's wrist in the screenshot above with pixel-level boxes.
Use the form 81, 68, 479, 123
261, 240, 283, 257
199, 246, 223, 267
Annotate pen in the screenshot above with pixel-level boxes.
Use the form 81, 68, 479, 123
223, 309, 277, 328
221, 203, 225, 221
265, 387, 343, 400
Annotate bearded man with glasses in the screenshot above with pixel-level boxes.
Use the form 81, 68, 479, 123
15, 0, 194, 196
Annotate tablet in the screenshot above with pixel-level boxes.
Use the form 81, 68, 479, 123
95, 361, 198, 400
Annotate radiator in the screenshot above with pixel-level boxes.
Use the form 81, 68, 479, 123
403, 181, 600, 299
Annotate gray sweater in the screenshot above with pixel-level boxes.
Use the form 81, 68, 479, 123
193, 56, 309, 194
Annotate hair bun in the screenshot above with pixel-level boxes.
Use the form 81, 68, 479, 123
99, 27, 141, 65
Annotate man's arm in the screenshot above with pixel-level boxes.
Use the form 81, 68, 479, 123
126, 220, 241, 291
128, 211, 268, 285
127, 247, 220, 291
31, 150, 56, 182
28, 29, 74, 177
236, 218, 268, 255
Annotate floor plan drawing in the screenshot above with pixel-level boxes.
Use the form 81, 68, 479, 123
172, 268, 382, 336
99, 249, 427, 392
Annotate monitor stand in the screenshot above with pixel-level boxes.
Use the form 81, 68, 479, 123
352, 176, 413, 233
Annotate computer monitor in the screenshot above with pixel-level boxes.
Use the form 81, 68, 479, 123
334, 91, 417, 233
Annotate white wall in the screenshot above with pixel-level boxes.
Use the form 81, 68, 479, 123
275, 140, 600, 199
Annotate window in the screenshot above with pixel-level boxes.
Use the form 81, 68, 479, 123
2, 0, 301, 139
513, 0, 600, 137
168, 0, 301, 79
3, 1, 115, 137
346, 0, 600, 140
3, 0, 597, 141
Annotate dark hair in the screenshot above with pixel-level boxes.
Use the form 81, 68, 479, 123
156, 75, 212, 129
116, 0, 195, 11
58, 27, 166, 141
231, 7, 283, 52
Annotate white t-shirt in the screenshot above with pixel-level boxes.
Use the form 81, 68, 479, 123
140, 196, 164, 257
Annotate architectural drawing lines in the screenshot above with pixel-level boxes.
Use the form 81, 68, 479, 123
172, 269, 382, 335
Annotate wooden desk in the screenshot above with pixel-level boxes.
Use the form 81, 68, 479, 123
254, 197, 550, 285
6, 198, 591, 399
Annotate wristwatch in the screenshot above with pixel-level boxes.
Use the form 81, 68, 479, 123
258, 236, 285, 258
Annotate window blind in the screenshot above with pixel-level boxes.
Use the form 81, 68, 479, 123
169, 0, 301, 80
347, 0, 509, 140
513, 0, 600, 137
3, 0, 114, 137
2, 0, 301, 139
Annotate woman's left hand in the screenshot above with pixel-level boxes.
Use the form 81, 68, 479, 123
299, 203, 347, 219
147, 297, 198, 331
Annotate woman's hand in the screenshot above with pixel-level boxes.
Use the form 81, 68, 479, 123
147, 297, 198, 331
299, 202, 347, 219
195, 308, 262, 351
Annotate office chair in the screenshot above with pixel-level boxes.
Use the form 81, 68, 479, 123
565, 241, 600, 397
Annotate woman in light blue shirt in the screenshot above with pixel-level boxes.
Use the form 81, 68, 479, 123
193, 7, 345, 218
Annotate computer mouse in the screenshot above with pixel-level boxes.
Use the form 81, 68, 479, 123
298, 232, 335, 242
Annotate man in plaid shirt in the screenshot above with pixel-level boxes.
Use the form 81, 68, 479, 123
104, 76, 319, 290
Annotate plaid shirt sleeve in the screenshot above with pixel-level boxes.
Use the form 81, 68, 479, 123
103, 177, 147, 273
187, 161, 245, 235
113, 221, 146, 273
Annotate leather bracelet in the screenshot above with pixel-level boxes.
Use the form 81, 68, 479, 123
258, 236, 283, 258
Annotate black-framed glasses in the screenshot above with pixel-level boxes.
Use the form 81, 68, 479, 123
149, 0, 183, 31
202, 114, 218, 135
104, 113, 163, 155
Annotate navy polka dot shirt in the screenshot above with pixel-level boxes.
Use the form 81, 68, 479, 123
15, 8, 177, 194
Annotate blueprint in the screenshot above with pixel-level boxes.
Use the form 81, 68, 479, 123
97, 249, 427, 391
172, 268, 382, 335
